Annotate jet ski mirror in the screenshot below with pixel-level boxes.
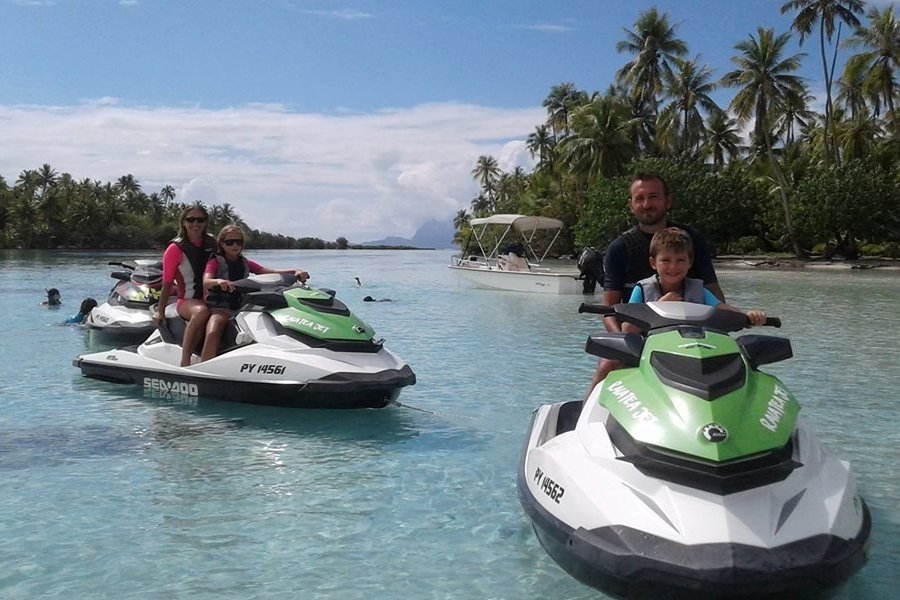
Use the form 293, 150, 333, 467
737, 334, 793, 369
585, 333, 644, 367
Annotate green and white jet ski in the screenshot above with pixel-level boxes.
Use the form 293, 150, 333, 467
518, 301, 870, 598
74, 274, 416, 409
84, 259, 174, 343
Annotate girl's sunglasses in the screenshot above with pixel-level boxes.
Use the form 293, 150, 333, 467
184, 217, 206, 223
222, 239, 243, 246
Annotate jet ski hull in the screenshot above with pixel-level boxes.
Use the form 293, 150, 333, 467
517, 401, 871, 598
74, 352, 415, 409
75, 281, 417, 409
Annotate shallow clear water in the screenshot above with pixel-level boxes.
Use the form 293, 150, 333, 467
0, 249, 897, 598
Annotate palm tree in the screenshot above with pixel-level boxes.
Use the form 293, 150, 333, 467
471, 155, 501, 205
9, 194, 38, 248
722, 27, 807, 257
835, 108, 883, 160
836, 53, 879, 118
616, 8, 688, 119
773, 86, 816, 146
470, 192, 491, 217
68, 193, 102, 247
160, 184, 176, 205
542, 83, 588, 140
702, 109, 743, 168
220, 202, 240, 226
845, 5, 900, 132
15, 169, 39, 194
557, 95, 637, 182
658, 57, 720, 156
526, 125, 555, 172
781, 0, 865, 163
115, 174, 144, 214
36, 163, 59, 196
147, 192, 165, 222
453, 209, 469, 230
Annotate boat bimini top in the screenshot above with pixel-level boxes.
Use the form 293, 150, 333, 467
467, 214, 565, 265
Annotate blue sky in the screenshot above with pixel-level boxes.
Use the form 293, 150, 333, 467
1, 0, 893, 241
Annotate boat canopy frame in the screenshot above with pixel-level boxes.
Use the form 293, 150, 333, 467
466, 214, 566, 267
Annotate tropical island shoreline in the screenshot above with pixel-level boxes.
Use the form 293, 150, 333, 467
714, 255, 900, 271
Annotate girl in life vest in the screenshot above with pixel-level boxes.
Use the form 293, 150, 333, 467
155, 204, 218, 366
629, 228, 767, 325
198, 224, 309, 362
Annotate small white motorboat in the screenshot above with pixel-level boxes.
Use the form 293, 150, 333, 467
449, 214, 581, 294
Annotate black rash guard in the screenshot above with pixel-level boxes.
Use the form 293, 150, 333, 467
602, 223, 718, 295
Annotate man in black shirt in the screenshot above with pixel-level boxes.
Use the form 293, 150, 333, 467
587, 172, 726, 393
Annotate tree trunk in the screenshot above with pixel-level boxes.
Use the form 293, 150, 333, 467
763, 128, 804, 258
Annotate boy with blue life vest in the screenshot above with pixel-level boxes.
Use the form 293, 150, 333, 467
630, 227, 766, 325
198, 224, 309, 362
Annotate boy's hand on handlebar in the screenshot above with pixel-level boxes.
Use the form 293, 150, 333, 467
746, 310, 767, 326
659, 291, 683, 301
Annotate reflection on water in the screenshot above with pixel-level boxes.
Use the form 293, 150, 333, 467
0, 251, 897, 598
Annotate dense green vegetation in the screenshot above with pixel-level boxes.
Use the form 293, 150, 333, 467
0, 168, 350, 250
457, 2, 900, 258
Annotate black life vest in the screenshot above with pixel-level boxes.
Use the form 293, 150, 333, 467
173, 235, 216, 299
207, 255, 250, 310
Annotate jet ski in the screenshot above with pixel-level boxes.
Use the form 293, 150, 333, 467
518, 302, 870, 598
84, 259, 174, 342
74, 274, 416, 409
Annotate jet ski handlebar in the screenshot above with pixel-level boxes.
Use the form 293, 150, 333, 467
578, 303, 614, 315
227, 273, 303, 293
578, 303, 781, 329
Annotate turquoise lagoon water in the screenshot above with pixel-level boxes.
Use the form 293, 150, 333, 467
0, 249, 897, 598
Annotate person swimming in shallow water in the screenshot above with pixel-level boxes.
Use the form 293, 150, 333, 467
363, 296, 392, 302
64, 298, 98, 324
43, 288, 62, 306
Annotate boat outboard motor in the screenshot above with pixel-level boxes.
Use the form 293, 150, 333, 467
576, 247, 604, 294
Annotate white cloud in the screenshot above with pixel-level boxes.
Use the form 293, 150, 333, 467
520, 23, 574, 34
302, 9, 373, 20
0, 101, 544, 241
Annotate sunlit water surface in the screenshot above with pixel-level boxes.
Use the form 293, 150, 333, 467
0, 249, 897, 598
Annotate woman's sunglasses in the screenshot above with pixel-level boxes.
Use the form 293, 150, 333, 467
222, 239, 243, 246
184, 217, 206, 223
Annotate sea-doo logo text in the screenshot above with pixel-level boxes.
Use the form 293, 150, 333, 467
533, 467, 565, 503
143, 378, 198, 398
283, 315, 330, 334
760, 385, 791, 432
606, 381, 659, 424
701, 423, 729, 443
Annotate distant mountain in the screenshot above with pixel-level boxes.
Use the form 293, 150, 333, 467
361, 219, 456, 249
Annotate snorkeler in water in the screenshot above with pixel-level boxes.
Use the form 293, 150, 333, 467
43, 288, 62, 306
